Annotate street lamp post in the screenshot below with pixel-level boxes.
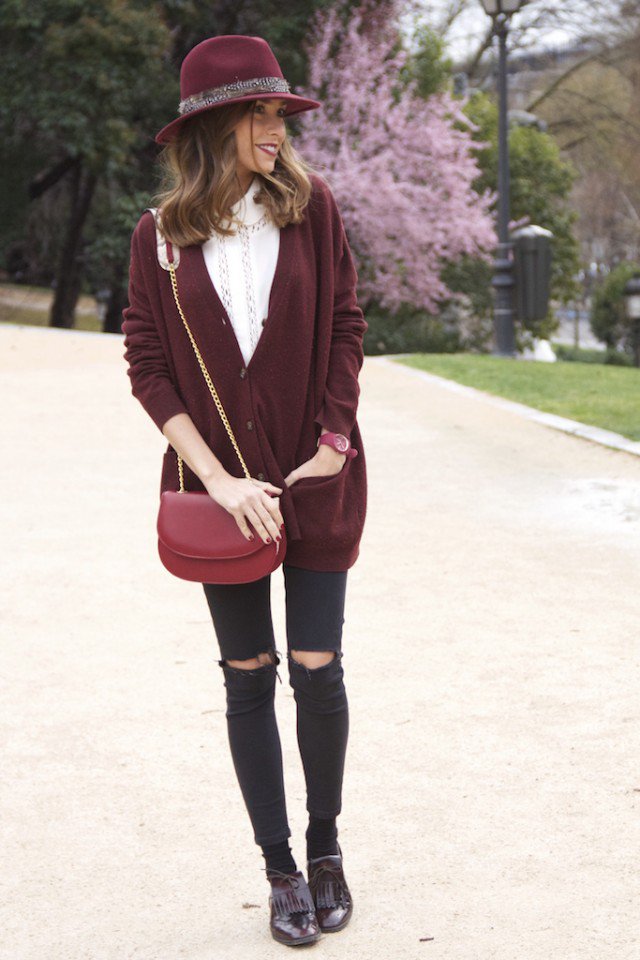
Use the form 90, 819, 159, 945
479, 0, 527, 357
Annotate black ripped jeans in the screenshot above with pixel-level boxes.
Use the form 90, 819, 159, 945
202, 563, 349, 846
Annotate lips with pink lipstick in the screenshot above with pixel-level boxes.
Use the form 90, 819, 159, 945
257, 143, 278, 157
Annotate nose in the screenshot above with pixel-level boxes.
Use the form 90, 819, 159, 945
268, 115, 286, 140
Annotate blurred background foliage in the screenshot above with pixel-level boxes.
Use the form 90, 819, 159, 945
1, 0, 638, 362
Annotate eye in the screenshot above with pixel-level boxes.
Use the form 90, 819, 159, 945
254, 103, 287, 117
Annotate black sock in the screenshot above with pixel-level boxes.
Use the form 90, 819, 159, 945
261, 838, 297, 876
306, 816, 339, 860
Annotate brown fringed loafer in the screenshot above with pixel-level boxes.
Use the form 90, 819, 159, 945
306, 843, 353, 933
267, 868, 322, 946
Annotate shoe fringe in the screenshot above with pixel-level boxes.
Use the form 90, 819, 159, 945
315, 878, 350, 910
270, 888, 315, 920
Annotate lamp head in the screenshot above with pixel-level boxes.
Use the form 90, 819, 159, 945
480, 0, 527, 15
624, 274, 640, 321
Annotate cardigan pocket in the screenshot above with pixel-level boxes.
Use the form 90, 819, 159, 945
288, 456, 357, 550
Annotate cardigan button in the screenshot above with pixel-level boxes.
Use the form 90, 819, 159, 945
239, 367, 247, 379
257, 472, 265, 481
246, 419, 254, 430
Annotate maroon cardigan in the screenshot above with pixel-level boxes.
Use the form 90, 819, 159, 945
121, 172, 368, 571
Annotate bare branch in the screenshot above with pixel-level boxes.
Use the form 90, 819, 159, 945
526, 52, 604, 111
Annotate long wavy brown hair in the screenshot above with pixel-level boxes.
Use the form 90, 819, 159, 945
151, 100, 321, 246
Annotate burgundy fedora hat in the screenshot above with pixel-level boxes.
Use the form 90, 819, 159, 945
155, 35, 321, 145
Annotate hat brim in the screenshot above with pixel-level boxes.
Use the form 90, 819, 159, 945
154, 92, 322, 145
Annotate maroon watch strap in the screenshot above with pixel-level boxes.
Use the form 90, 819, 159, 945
318, 433, 358, 459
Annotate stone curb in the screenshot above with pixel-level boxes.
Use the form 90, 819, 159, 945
374, 354, 640, 459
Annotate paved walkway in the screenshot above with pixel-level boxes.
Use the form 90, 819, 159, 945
2, 323, 639, 960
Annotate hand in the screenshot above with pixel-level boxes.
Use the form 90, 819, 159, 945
284, 445, 346, 488
204, 472, 284, 544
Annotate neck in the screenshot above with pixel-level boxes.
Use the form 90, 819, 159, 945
229, 171, 255, 206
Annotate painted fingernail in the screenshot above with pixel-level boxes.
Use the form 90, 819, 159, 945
275, 535, 281, 543
265, 537, 272, 543
248, 534, 255, 541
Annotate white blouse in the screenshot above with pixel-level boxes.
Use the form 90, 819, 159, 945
201, 174, 280, 367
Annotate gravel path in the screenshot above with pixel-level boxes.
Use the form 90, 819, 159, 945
2, 323, 638, 960
0, 285, 98, 315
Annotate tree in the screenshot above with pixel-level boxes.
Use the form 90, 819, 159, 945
400, 22, 453, 98
404, 0, 640, 273
295, 0, 496, 315
466, 91, 580, 307
531, 46, 640, 270
1, 0, 385, 329
0, 0, 173, 327
590, 261, 640, 361
403, 0, 632, 86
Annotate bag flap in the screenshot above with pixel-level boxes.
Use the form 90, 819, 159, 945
157, 491, 276, 560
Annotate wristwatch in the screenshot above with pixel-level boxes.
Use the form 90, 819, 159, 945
317, 432, 358, 459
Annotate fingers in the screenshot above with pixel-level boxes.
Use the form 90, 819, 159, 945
233, 480, 284, 544
234, 515, 256, 542
244, 503, 282, 545
284, 461, 341, 488
253, 486, 284, 530
250, 477, 282, 496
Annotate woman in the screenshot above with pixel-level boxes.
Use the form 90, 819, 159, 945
122, 35, 368, 947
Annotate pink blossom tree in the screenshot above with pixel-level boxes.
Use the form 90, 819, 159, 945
295, 0, 497, 313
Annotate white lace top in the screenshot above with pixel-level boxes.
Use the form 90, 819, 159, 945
201, 174, 280, 366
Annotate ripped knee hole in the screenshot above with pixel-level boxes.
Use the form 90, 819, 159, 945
289, 650, 337, 670
223, 647, 278, 670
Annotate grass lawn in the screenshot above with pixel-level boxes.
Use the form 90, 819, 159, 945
395, 353, 640, 442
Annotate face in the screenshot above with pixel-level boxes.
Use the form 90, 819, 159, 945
233, 99, 288, 189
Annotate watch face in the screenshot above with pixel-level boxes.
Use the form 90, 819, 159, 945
334, 434, 349, 452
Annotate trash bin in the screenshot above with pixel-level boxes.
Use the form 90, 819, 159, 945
512, 225, 553, 323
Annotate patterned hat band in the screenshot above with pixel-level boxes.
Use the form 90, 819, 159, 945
178, 76, 292, 116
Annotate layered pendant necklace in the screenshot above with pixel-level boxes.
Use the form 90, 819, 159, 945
216, 213, 268, 354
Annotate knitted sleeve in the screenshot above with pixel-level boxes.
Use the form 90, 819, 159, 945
313, 182, 368, 438
121, 215, 189, 433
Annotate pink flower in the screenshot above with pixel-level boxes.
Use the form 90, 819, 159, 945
297, 1, 497, 312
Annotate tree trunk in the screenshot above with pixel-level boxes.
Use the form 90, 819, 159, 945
50, 161, 98, 329
104, 284, 128, 334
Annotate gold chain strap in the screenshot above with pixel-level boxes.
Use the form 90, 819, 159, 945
167, 262, 251, 490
